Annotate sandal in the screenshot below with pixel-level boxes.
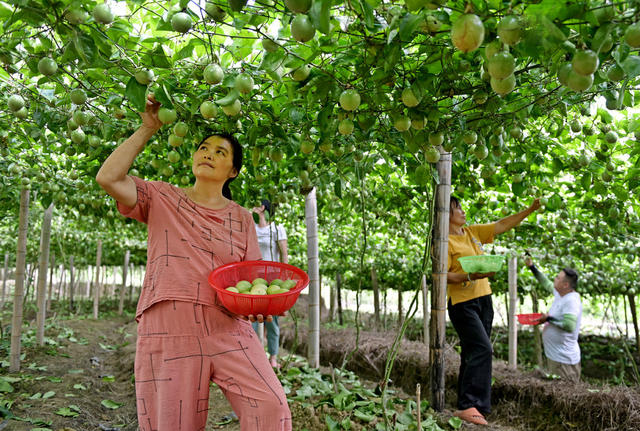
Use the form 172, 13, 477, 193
454, 407, 488, 426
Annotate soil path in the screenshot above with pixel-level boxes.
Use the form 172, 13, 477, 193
6, 315, 523, 430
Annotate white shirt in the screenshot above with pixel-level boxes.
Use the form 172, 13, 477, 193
542, 290, 582, 365
255, 222, 287, 262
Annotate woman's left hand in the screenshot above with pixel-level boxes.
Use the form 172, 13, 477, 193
248, 314, 273, 323
247, 311, 288, 322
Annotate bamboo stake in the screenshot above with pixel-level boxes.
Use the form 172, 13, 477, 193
1, 253, 9, 310
371, 265, 380, 330
416, 383, 421, 430
93, 241, 102, 319
118, 251, 130, 315
36, 204, 54, 346
336, 272, 343, 326
397, 286, 403, 328
10, 188, 30, 372
422, 274, 429, 352
508, 256, 518, 369
329, 273, 336, 322
69, 256, 75, 311
305, 187, 320, 368
531, 290, 543, 368
430, 150, 451, 412
57, 264, 64, 302
629, 294, 640, 355
47, 253, 55, 312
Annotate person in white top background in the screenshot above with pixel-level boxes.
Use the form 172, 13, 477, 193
525, 256, 582, 382
252, 199, 288, 368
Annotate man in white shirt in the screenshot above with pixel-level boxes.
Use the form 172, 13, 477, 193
252, 200, 288, 368
525, 257, 582, 382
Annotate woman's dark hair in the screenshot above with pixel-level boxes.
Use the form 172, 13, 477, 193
261, 199, 273, 216
450, 196, 461, 209
198, 132, 243, 200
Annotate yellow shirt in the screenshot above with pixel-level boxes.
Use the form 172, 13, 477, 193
447, 223, 496, 305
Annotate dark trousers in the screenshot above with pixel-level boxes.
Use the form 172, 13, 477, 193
447, 294, 493, 414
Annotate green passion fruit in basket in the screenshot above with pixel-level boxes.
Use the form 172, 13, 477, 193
457, 255, 505, 273
226, 277, 297, 295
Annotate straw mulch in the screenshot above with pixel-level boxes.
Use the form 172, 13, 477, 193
281, 313, 640, 431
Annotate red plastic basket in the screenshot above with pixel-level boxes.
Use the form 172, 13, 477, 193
208, 260, 309, 316
517, 313, 543, 325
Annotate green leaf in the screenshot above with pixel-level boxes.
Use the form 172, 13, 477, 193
55, 406, 80, 417
334, 179, 342, 199
309, 0, 331, 34
350, 0, 376, 31
398, 13, 422, 41
449, 416, 463, 429
154, 80, 175, 109
174, 43, 194, 62
260, 51, 286, 72
149, 45, 172, 69
387, 28, 399, 45
622, 56, 640, 79
512, 181, 526, 197
0, 377, 14, 393
216, 89, 240, 106
537, 15, 567, 43
325, 414, 340, 431
73, 31, 97, 65
43, 391, 55, 399
597, 108, 613, 124
353, 408, 376, 422
89, 27, 114, 59
101, 399, 124, 409
125, 76, 148, 113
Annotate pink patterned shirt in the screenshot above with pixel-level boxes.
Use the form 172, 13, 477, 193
117, 176, 262, 319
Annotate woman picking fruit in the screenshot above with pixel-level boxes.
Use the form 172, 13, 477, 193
447, 196, 540, 426
96, 94, 291, 431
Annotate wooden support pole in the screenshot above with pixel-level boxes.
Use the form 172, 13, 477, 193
416, 383, 421, 430
305, 188, 320, 368
69, 256, 75, 311
47, 253, 55, 312
397, 286, 403, 328
36, 204, 54, 346
430, 150, 451, 411
10, 188, 30, 372
119, 251, 130, 315
336, 272, 343, 326
371, 265, 380, 330
629, 294, 640, 355
508, 256, 518, 369
93, 241, 102, 319
1, 253, 9, 310
329, 273, 336, 322
422, 274, 429, 351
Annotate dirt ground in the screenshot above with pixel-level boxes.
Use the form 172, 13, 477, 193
1, 314, 529, 431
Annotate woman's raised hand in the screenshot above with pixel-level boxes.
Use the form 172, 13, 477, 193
140, 93, 162, 132
529, 198, 541, 212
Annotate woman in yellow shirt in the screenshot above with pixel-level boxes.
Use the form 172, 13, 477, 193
448, 196, 540, 426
